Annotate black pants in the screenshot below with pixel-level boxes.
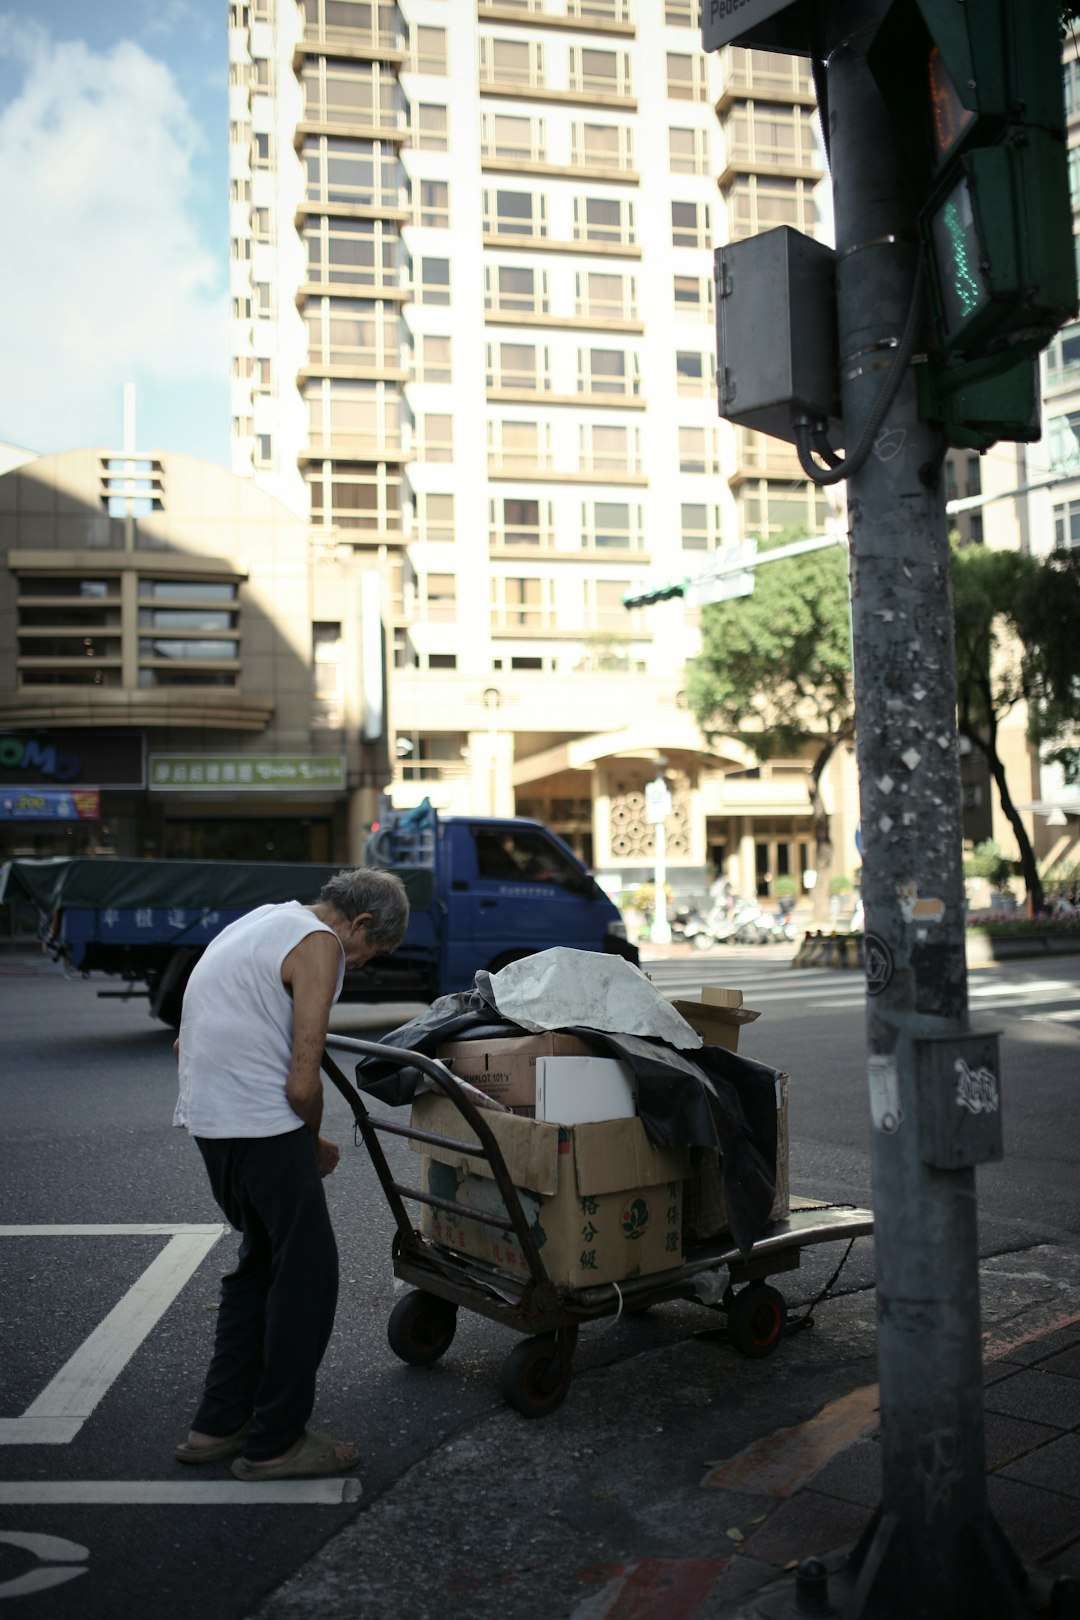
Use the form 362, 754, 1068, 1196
193, 1128, 339, 1461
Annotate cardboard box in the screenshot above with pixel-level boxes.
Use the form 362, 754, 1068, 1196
670, 985, 761, 1054
435, 1032, 597, 1117
410, 1092, 690, 1288
535, 1055, 636, 1124
683, 1072, 790, 1242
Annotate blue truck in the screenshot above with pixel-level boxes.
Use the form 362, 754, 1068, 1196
0, 806, 635, 1024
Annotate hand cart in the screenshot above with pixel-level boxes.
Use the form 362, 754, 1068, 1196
323, 1036, 874, 1420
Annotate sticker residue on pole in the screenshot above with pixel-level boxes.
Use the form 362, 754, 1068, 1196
864, 933, 893, 995
868, 1055, 903, 1133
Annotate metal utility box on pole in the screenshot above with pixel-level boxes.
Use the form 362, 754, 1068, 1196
701, 1, 1075, 1614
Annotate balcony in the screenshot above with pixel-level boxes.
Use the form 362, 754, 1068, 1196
293, 20, 407, 70
717, 138, 822, 190
478, 0, 635, 33
714, 48, 817, 112
727, 429, 806, 486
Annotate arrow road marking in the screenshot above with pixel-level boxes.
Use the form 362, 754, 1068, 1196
0, 1532, 89, 1602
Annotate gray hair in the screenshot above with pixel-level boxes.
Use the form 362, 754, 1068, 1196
318, 867, 409, 950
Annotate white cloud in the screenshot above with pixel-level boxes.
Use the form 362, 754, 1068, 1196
0, 18, 228, 454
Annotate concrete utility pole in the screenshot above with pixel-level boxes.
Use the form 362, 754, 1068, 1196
825, 4, 1017, 1614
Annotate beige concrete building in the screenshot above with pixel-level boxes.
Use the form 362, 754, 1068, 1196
222, 0, 860, 902
0, 447, 387, 862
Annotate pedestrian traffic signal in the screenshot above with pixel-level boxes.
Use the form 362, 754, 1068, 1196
869, 0, 1077, 446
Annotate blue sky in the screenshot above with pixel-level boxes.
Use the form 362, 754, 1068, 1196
0, 0, 232, 466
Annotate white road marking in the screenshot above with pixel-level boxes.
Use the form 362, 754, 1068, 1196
0, 1480, 361, 1505
0, 1532, 89, 1602
0, 1224, 226, 1238
0, 1225, 227, 1446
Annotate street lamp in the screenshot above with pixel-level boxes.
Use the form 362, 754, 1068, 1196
482, 687, 502, 816
645, 757, 673, 945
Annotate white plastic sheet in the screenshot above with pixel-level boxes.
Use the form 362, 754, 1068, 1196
485, 948, 703, 1050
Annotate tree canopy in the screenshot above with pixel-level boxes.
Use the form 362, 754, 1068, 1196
951, 542, 1080, 913
685, 535, 853, 920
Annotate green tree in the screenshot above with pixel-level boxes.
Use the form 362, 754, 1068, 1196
951, 543, 1080, 916
685, 536, 853, 924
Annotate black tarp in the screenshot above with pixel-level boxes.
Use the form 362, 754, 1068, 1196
354, 973, 781, 1258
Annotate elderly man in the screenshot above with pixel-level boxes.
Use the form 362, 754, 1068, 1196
173, 866, 409, 1482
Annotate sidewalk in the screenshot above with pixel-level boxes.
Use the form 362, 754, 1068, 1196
250, 1248, 1080, 1620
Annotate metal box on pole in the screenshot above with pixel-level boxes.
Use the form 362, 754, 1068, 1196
715, 227, 842, 447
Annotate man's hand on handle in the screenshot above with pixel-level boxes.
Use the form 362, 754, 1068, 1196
315, 1136, 340, 1178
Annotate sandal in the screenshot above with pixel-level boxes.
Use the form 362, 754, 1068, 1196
231, 1428, 359, 1482
175, 1420, 252, 1466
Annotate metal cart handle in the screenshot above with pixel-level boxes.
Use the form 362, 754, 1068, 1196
321, 1036, 552, 1290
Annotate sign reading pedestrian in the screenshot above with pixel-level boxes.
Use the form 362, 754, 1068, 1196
701, 0, 796, 54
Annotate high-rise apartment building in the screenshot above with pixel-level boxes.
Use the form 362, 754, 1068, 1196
227, 0, 860, 896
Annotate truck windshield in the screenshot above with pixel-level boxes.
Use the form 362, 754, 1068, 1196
474, 829, 584, 887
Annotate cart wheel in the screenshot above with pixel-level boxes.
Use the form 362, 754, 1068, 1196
727, 1283, 787, 1359
691, 932, 715, 951
387, 1290, 458, 1367
500, 1334, 573, 1418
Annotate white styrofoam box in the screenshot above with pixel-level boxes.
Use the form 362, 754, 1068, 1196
534, 1056, 637, 1125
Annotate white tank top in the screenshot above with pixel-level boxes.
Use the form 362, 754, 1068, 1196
174, 902, 346, 1139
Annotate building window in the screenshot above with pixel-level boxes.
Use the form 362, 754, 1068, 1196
1048, 411, 1080, 472
665, 0, 696, 25
413, 24, 447, 73
305, 215, 398, 290
427, 653, 457, 670
671, 199, 710, 249
666, 52, 706, 101
420, 333, 452, 382
483, 187, 547, 238
418, 178, 450, 228
482, 111, 545, 163
417, 256, 450, 304
676, 349, 712, 396
1054, 501, 1080, 549
303, 297, 400, 368
485, 263, 549, 315
673, 273, 713, 320
681, 502, 721, 550
579, 421, 637, 474
302, 134, 402, 208
572, 120, 633, 172
490, 495, 550, 548
575, 270, 636, 322
582, 499, 642, 551
488, 419, 552, 475
1046, 321, 1080, 388
1065, 57, 1080, 119
568, 46, 632, 97
421, 413, 453, 462
424, 572, 457, 619
574, 194, 635, 246
480, 35, 544, 88
308, 464, 403, 533
669, 125, 707, 174
577, 346, 640, 397
305, 378, 401, 455
255, 434, 273, 466
312, 621, 344, 729
421, 492, 455, 541
487, 341, 550, 392
491, 575, 551, 629
728, 176, 818, 239
415, 103, 448, 151
679, 426, 709, 473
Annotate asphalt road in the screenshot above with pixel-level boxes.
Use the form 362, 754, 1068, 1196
0, 947, 1076, 1619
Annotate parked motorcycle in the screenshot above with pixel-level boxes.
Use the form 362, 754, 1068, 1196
685, 893, 765, 949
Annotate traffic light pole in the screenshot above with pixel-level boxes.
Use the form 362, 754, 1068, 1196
822, 4, 1024, 1615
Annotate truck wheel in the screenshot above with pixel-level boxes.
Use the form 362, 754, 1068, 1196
149, 949, 202, 1027
500, 1333, 573, 1418
387, 1290, 457, 1367
727, 1283, 787, 1359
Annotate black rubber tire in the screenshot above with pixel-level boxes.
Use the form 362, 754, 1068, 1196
727, 1283, 787, 1359
386, 1290, 458, 1368
500, 1334, 573, 1418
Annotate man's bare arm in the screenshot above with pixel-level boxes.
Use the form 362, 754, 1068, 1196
280, 930, 343, 1143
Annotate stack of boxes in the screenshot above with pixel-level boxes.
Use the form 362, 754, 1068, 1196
409, 987, 789, 1289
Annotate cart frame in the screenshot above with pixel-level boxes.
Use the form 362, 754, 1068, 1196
323, 1035, 873, 1416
